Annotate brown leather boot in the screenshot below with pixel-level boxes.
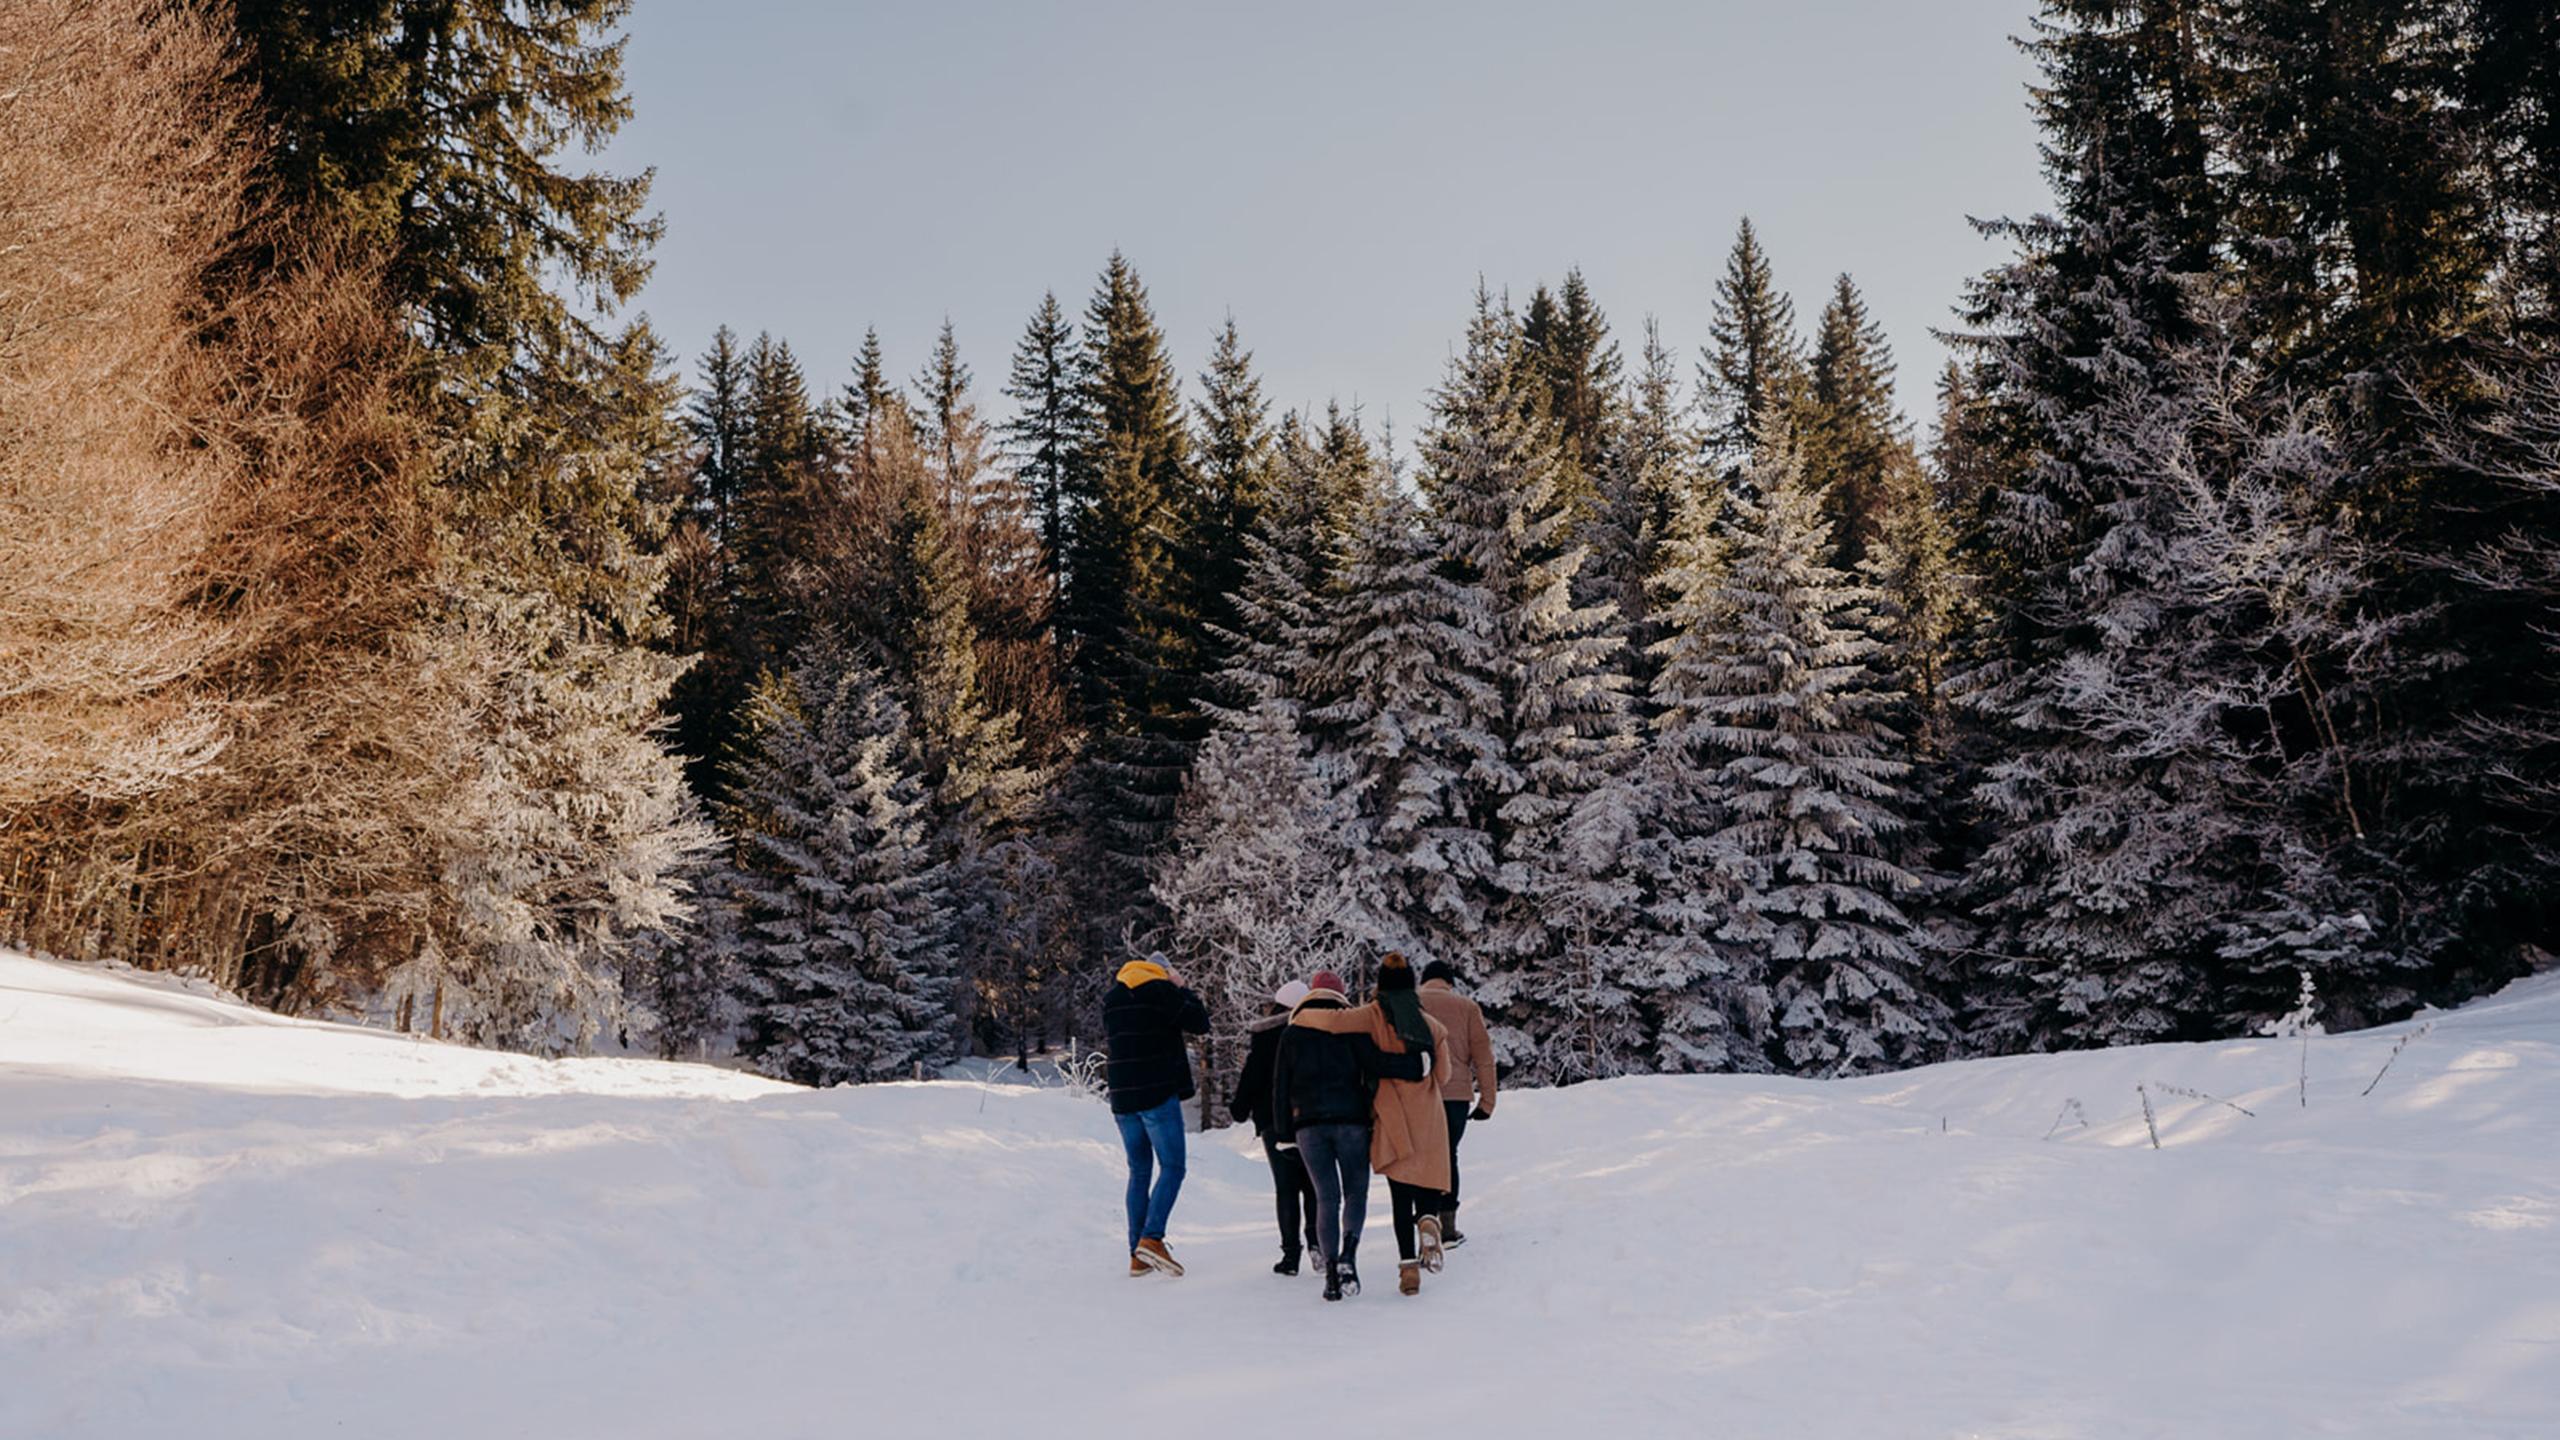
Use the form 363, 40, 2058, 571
1134, 1237, 1185, 1277
1128, 1253, 1150, 1277
1398, 1261, 1421, 1296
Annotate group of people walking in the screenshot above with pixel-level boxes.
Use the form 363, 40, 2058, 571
1102, 950, 1497, 1302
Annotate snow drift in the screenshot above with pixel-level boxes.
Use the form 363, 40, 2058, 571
2, 948, 2554, 1438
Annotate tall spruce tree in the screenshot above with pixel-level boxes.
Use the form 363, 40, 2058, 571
1700, 218, 1808, 474
1066, 254, 1200, 943
725, 639, 958, 1086
731, 334, 827, 686
1416, 290, 1643, 1080
1001, 291, 1088, 578
229, 0, 656, 378
1188, 317, 1277, 673
421, 322, 714, 1050
1307, 492, 1497, 970
1520, 269, 1624, 530
1590, 320, 1705, 691
1633, 480, 1751, 1071
2214, 1, 2540, 995
1803, 273, 1909, 569
1687, 436, 1943, 1075
1955, 0, 2224, 1051
665, 328, 752, 789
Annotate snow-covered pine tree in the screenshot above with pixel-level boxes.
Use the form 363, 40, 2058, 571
1214, 405, 1389, 717
725, 639, 959, 1086
634, 856, 742, 1060
1519, 269, 1624, 535
1955, 0, 2225, 1052
2127, 343, 2407, 1032
1699, 218, 1809, 479
1415, 289, 1644, 1082
1802, 272, 1907, 570
408, 324, 716, 1054
1589, 320, 1705, 695
1305, 491, 1496, 969
1633, 481, 1752, 1071
1690, 434, 1945, 1076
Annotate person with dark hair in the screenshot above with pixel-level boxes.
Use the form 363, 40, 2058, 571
1229, 978, 1320, 1275
1288, 953, 1451, 1298
1270, 969, 1427, 1300
1102, 951, 1210, 1277
1419, 959, 1496, 1246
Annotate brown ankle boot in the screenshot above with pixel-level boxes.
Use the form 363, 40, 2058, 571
1398, 1261, 1421, 1296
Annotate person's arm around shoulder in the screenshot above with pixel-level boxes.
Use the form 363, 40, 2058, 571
1363, 1031, 1427, 1085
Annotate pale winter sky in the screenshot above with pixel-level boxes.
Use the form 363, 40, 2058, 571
603, 0, 2052, 449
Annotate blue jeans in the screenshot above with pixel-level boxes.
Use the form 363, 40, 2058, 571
1114, 1097, 1188, 1252
1294, 1122, 1371, 1267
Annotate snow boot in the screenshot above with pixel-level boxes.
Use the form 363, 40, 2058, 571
1274, 1251, 1301, 1277
1440, 1211, 1466, 1248
1417, 1213, 1445, 1273
1322, 1258, 1344, 1302
1134, 1237, 1184, 1277
1338, 1238, 1361, 1297
1398, 1261, 1421, 1296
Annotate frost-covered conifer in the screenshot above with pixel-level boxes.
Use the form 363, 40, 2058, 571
1155, 698, 1367, 1098
1305, 493, 1496, 968
725, 640, 958, 1086
1632, 483, 1752, 1070
1412, 290, 1643, 1079
1688, 436, 1945, 1075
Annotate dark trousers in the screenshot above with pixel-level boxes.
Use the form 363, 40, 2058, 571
1388, 1178, 1446, 1262
1263, 1136, 1319, 1258
1294, 1122, 1370, 1267
1444, 1101, 1472, 1215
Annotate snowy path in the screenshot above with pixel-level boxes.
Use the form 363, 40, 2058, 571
3, 950, 2556, 1438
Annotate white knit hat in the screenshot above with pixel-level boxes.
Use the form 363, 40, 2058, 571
1272, 979, 1312, 1009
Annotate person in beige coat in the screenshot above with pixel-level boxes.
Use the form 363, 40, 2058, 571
1419, 960, 1496, 1246
1290, 952, 1451, 1295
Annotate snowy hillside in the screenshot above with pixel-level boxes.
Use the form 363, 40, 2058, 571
3, 950, 2555, 1439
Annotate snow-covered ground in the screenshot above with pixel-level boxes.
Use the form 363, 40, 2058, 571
3, 950, 2555, 1439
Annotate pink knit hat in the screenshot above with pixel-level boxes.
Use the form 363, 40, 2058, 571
1306, 970, 1348, 999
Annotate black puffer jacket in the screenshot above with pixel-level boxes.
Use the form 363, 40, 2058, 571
1102, 963, 1210, 1115
1271, 995, 1426, 1133
1228, 1013, 1291, 1138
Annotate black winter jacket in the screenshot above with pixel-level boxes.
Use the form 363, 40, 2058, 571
1270, 997, 1427, 1134
1102, 974, 1211, 1115
1229, 1015, 1290, 1137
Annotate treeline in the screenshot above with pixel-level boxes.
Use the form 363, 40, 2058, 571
5, 1, 2555, 1089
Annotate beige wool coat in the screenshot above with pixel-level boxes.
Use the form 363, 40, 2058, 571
1418, 979, 1498, 1111
1290, 1000, 1453, 1192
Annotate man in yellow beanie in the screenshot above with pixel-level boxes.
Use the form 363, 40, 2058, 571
1102, 951, 1209, 1276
